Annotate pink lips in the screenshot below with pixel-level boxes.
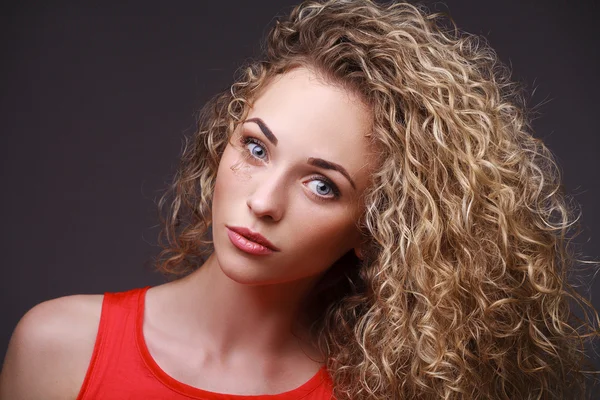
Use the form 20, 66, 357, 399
226, 225, 280, 255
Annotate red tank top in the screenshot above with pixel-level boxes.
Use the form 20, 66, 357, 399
76, 286, 334, 399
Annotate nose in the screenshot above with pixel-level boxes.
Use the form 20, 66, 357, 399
246, 172, 286, 222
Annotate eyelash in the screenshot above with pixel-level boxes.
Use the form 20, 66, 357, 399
238, 135, 341, 201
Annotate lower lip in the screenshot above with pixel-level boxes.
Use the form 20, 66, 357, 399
226, 228, 275, 256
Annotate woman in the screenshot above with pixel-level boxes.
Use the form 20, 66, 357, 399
1, 0, 598, 399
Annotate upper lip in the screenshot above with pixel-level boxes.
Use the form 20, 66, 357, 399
226, 225, 281, 251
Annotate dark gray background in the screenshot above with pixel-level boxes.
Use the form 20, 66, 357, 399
2, 0, 599, 378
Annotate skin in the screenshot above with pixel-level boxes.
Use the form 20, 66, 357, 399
0, 66, 375, 398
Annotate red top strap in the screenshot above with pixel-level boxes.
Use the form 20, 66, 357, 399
76, 286, 334, 399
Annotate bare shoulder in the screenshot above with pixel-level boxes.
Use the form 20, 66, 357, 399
0, 293, 104, 400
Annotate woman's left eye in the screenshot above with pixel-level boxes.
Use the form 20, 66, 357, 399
306, 179, 338, 199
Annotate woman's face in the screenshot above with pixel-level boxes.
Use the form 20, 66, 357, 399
212, 66, 375, 286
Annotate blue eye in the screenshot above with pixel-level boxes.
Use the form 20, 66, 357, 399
306, 179, 335, 198
244, 139, 267, 160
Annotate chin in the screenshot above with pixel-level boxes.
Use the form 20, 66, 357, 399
214, 249, 273, 285
216, 251, 316, 287
220, 263, 265, 285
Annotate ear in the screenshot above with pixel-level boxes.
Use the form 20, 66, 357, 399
353, 246, 364, 260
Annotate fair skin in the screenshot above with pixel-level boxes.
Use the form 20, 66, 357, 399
0, 66, 375, 398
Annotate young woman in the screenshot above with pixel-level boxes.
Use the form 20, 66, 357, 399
1, 0, 598, 399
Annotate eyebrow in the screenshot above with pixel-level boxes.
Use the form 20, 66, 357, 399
245, 117, 278, 145
244, 117, 356, 190
308, 158, 356, 190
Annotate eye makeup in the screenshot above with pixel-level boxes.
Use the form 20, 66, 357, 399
239, 135, 268, 162
237, 133, 342, 201
241, 118, 356, 190
303, 175, 341, 201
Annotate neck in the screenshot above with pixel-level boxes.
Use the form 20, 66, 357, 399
166, 253, 323, 363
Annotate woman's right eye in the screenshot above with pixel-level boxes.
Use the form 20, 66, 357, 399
241, 137, 268, 160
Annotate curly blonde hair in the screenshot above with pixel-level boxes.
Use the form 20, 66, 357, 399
154, 0, 600, 398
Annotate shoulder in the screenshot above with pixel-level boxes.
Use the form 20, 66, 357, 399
0, 293, 104, 400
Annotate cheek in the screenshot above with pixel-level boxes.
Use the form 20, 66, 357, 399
290, 207, 359, 254
214, 147, 249, 199
228, 155, 252, 181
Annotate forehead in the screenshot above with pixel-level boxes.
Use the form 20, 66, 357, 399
250, 67, 371, 137
245, 67, 375, 185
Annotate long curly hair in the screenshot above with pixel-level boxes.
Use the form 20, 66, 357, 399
154, 0, 600, 398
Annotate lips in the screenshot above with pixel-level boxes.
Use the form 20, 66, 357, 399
225, 225, 281, 252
